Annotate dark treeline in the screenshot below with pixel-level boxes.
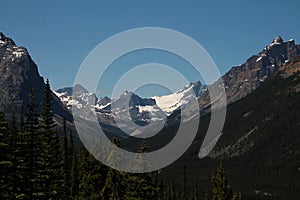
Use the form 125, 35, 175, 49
0, 80, 241, 200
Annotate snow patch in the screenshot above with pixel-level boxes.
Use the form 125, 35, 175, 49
53, 90, 65, 97
95, 102, 111, 109
256, 56, 262, 62
12, 49, 25, 58
138, 105, 160, 113
259, 75, 268, 82
152, 84, 196, 115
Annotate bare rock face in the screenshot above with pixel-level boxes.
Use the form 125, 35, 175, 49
0, 32, 71, 119
272, 36, 283, 44
0, 32, 44, 111
199, 37, 300, 110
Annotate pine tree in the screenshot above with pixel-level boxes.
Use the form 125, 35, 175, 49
100, 138, 124, 200
0, 111, 13, 199
8, 111, 27, 199
20, 106, 25, 132
54, 128, 64, 199
137, 139, 149, 153
181, 165, 187, 200
77, 145, 105, 200
9, 111, 17, 151
13, 109, 29, 199
232, 192, 242, 200
9, 112, 18, 199
69, 130, 79, 199
39, 79, 61, 199
192, 179, 199, 200
151, 172, 163, 199
124, 140, 159, 200
61, 117, 71, 199
101, 168, 123, 200
23, 86, 41, 199
211, 162, 233, 200
203, 192, 210, 200
168, 179, 176, 200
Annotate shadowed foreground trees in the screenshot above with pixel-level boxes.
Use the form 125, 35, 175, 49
211, 162, 242, 200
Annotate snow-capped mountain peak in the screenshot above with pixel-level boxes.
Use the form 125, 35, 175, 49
54, 80, 205, 135
152, 81, 206, 115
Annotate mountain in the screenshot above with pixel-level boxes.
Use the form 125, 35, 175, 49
56, 80, 205, 114
160, 55, 300, 199
0, 32, 71, 119
152, 81, 206, 115
199, 36, 300, 110
55, 37, 300, 137
54, 84, 96, 110
55, 80, 206, 136
2, 32, 299, 139
0, 32, 44, 110
55, 86, 166, 136
56, 86, 74, 96
100, 91, 165, 123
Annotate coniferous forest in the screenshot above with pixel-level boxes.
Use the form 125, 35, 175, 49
0, 80, 242, 199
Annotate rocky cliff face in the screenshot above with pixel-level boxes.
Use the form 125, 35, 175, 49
0, 32, 44, 111
0, 32, 71, 119
224, 36, 300, 103
199, 37, 300, 109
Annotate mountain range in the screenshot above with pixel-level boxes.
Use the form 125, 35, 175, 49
53, 36, 300, 136
54, 81, 205, 135
2, 32, 299, 128
1, 32, 300, 199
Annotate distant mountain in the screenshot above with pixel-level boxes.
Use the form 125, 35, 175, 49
152, 81, 206, 115
56, 86, 74, 96
55, 37, 300, 136
55, 80, 206, 136
0, 32, 71, 119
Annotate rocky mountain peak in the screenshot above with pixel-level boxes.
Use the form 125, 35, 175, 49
73, 84, 89, 96
0, 32, 6, 40
0, 33, 71, 120
0, 32, 29, 63
56, 86, 74, 96
0, 32, 16, 47
272, 36, 283, 44
198, 37, 300, 110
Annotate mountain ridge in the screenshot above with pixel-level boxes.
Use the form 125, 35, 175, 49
0, 32, 72, 120
162, 55, 300, 199
54, 36, 300, 136
198, 36, 300, 111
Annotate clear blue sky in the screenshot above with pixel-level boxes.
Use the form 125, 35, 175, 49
1, 0, 300, 97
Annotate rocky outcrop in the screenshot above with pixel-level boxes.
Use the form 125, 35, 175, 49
199, 37, 300, 109
0, 32, 71, 119
0, 32, 44, 111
